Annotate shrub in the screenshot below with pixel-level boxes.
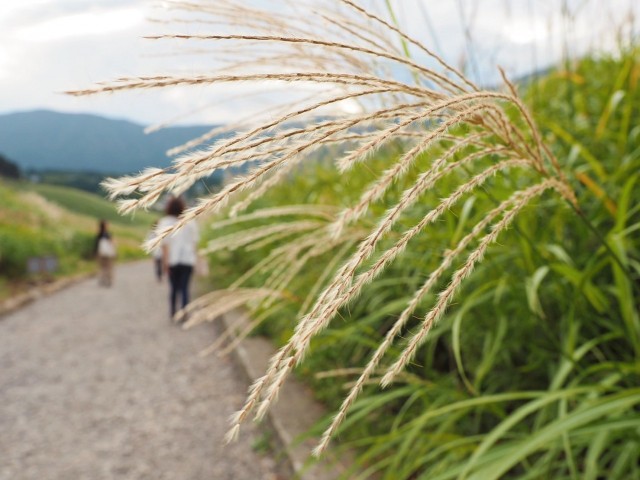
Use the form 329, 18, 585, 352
0, 227, 57, 277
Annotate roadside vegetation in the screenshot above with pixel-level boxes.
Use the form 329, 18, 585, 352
201, 50, 640, 478
0, 179, 156, 300
68, 2, 639, 478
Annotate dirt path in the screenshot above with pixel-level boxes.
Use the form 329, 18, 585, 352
0, 261, 289, 480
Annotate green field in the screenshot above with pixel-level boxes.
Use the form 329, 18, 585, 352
28, 182, 158, 226
0, 179, 158, 298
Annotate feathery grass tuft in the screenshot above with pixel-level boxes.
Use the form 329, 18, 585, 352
68, 0, 582, 457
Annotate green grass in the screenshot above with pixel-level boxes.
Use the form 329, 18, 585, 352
28, 182, 157, 226
203, 50, 640, 479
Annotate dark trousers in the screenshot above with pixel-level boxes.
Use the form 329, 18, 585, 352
168, 264, 193, 316
154, 258, 163, 281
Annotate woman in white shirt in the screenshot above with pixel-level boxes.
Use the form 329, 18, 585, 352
157, 196, 199, 318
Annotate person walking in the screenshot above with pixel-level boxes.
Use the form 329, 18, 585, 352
145, 220, 163, 282
157, 196, 199, 319
95, 219, 116, 287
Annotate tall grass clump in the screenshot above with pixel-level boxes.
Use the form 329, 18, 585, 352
68, 1, 639, 477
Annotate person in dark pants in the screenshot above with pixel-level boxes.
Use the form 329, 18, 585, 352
94, 219, 116, 287
156, 196, 200, 319
168, 264, 192, 315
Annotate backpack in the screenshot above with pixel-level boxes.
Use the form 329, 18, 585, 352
97, 237, 116, 258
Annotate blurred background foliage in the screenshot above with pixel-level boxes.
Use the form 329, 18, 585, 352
0, 179, 157, 299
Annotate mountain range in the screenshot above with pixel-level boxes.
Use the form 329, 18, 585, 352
0, 110, 218, 174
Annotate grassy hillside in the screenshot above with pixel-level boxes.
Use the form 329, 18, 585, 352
0, 180, 158, 299
28, 182, 158, 226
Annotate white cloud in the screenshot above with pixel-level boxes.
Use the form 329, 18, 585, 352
395, 0, 640, 85
1, 0, 639, 125
0, 2, 48, 23
14, 7, 146, 43
502, 20, 548, 46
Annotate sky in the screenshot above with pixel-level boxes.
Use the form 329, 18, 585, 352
1, 0, 638, 127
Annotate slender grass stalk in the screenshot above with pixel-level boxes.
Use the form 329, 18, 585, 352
570, 202, 640, 294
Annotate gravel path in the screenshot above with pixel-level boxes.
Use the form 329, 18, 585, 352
0, 261, 290, 480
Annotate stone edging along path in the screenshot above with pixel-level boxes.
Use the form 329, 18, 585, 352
0, 271, 94, 318
214, 309, 355, 480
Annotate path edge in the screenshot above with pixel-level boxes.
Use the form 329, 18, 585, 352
0, 272, 95, 318
216, 308, 355, 480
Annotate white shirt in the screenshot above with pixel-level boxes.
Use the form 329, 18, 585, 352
157, 215, 200, 266
145, 230, 163, 259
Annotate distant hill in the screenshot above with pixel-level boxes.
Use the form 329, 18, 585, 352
0, 110, 219, 174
